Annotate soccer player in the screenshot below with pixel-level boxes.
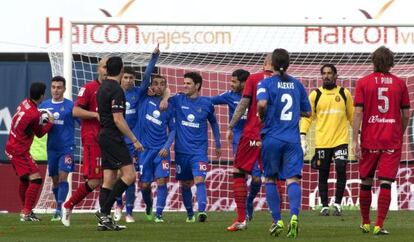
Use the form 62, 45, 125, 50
352, 46, 410, 235
226, 55, 273, 231
5, 82, 54, 221
95, 56, 144, 231
39, 76, 77, 221
300, 64, 354, 216
170, 72, 221, 223
257, 48, 311, 238
135, 74, 175, 223
113, 47, 160, 223
61, 57, 107, 227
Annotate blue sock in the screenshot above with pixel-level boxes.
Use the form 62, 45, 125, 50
141, 188, 153, 214
265, 182, 281, 222
247, 181, 261, 208
156, 184, 167, 216
52, 186, 59, 207
115, 196, 123, 207
125, 184, 136, 215
196, 183, 207, 212
57, 182, 68, 213
181, 186, 194, 217
287, 182, 301, 216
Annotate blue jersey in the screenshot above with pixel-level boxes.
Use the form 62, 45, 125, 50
135, 95, 175, 150
210, 91, 246, 146
39, 98, 76, 150
171, 93, 221, 155
256, 75, 311, 143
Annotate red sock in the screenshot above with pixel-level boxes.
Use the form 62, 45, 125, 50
18, 180, 29, 206
359, 184, 372, 225
23, 181, 41, 214
233, 176, 247, 222
64, 182, 93, 209
376, 185, 391, 228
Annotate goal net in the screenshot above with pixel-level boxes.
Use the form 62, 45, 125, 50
36, 21, 414, 213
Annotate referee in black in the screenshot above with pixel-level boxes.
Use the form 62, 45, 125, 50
95, 56, 143, 230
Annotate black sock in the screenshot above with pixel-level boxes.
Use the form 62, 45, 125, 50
99, 187, 112, 210
319, 169, 329, 207
101, 179, 129, 215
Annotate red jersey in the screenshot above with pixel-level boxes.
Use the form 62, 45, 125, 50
354, 72, 410, 149
5, 99, 52, 155
75, 80, 100, 145
241, 70, 273, 140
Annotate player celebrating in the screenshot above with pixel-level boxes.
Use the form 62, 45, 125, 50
352, 46, 410, 235
61, 57, 107, 227
39, 76, 77, 221
226, 55, 273, 231
5, 82, 54, 221
170, 72, 221, 223
257, 48, 311, 238
300, 64, 354, 216
95, 56, 143, 231
135, 74, 175, 223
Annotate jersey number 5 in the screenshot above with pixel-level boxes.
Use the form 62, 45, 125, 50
281, 93, 293, 121
378, 87, 389, 113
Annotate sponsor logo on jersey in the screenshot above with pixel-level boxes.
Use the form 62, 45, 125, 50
181, 113, 200, 128
368, 115, 396, 124
145, 113, 162, 125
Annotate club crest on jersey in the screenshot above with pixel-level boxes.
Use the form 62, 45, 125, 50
64, 155, 73, 165
197, 108, 202, 113
335, 96, 341, 102
60, 106, 65, 111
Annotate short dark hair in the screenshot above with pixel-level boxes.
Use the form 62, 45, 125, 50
123, 67, 135, 76
106, 56, 124, 76
232, 69, 250, 82
152, 74, 166, 82
320, 64, 337, 75
272, 49, 290, 80
51, 75, 66, 86
30, 82, 47, 101
184, 72, 203, 91
372, 46, 394, 73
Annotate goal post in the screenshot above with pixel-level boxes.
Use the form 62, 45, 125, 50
35, 20, 414, 213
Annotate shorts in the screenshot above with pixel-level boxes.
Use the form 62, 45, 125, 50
5, 150, 39, 177
359, 148, 401, 182
47, 147, 75, 177
175, 152, 208, 181
81, 143, 102, 180
233, 136, 262, 174
251, 160, 262, 178
126, 143, 139, 170
261, 136, 303, 180
139, 148, 170, 183
314, 144, 348, 170
98, 132, 132, 170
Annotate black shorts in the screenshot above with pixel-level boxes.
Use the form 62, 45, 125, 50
313, 144, 348, 170
98, 131, 132, 170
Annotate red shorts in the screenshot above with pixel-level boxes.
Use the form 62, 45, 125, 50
5, 150, 39, 177
82, 144, 102, 180
234, 136, 262, 173
359, 148, 401, 181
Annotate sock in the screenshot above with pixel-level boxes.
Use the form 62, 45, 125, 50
276, 180, 284, 210
359, 184, 372, 225
101, 179, 129, 215
125, 184, 136, 215
233, 176, 247, 222
319, 169, 329, 207
287, 182, 301, 216
265, 182, 281, 222
65, 182, 93, 209
18, 180, 29, 206
196, 183, 207, 212
141, 188, 153, 214
52, 187, 59, 207
335, 164, 347, 204
99, 187, 112, 210
156, 184, 167, 216
181, 186, 194, 217
115, 196, 123, 207
246, 180, 261, 212
23, 179, 42, 214
376, 184, 391, 228
56, 181, 69, 213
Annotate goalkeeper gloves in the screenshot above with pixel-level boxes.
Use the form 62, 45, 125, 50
300, 134, 308, 156
39, 109, 52, 125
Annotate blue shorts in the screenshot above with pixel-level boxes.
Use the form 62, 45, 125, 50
47, 147, 75, 177
261, 137, 303, 180
251, 160, 262, 178
126, 143, 139, 171
139, 148, 170, 183
175, 152, 208, 181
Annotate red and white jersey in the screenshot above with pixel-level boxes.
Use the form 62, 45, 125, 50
75, 80, 100, 145
5, 99, 52, 155
241, 70, 273, 140
354, 72, 410, 149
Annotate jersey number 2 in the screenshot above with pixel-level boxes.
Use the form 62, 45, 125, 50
281, 93, 293, 121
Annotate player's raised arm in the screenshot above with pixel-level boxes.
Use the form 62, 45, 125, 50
140, 44, 160, 91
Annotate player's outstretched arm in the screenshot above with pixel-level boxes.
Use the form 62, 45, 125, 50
257, 100, 267, 122
228, 97, 250, 130
73, 106, 99, 121
140, 44, 160, 91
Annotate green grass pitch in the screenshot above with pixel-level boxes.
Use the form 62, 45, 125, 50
0, 210, 412, 242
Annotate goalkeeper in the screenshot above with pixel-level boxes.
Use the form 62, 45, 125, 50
300, 64, 354, 216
